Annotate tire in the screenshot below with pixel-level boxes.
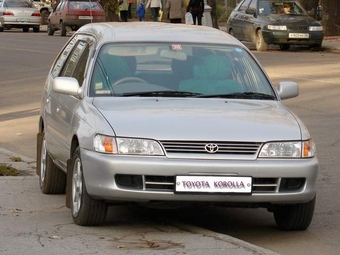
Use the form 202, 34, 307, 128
60, 21, 66, 36
279, 44, 290, 51
229, 28, 234, 37
273, 196, 316, 231
255, 29, 268, 51
23, 27, 29, 33
40, 9, 50, 25
0, 27, 3, 32
33, 27, 40, 33
71, 147, 108, 226
310, 43, 322, 51
47, 22, 54, 36
39, 131, 67, 194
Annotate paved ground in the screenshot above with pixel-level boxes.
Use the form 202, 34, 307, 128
0, 148, 280, 255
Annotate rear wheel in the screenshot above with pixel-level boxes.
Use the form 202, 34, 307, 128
39, 131, 67, 194
279, 44, 290, 51
23, 27, 29, 33
0, 27, 3, 32
255, 29, 268, 51
33, 26, 40, 33
47, 22, 54, 36
273, 196, 316, 231
60, 21, 66, 36
71, 147, 108, 226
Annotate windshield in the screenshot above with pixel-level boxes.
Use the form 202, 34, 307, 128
258, 1, 307, 15
4, 0, 35, 7
90, 43, 276, 99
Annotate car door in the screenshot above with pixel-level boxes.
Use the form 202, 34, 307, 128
49, 0, 65, 28
44, 34, 93, 169
229, 0, 252, 41
242, 0, 258, 42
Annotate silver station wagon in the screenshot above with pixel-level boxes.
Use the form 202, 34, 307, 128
37, 22, 318, 230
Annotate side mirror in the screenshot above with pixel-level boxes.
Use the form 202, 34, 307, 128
245, 8, 256, 16
277, 81, 299, 100
53, 77, 83, 97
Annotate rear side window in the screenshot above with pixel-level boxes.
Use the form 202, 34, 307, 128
69, 0, 102, 10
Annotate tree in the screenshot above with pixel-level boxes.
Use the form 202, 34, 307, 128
299, 0, 340, 36
99, 0, 120, 21
319, 0, 340, 36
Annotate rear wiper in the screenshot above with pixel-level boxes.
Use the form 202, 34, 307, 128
194, 92, 276, 100
119, 91, 202, 97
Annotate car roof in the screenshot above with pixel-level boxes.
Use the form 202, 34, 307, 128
77, 22, 245, 47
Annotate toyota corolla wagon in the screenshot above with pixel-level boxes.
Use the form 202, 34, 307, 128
37, 22, 318, 230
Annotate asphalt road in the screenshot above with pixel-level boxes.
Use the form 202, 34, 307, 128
0, 29, 340, 255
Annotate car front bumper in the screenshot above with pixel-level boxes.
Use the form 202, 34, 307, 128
262, 30, 324, 46
81, 148, 318, 205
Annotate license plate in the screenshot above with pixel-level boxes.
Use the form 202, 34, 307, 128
79, 16, 93, 20
175, 176, 252, 194
289, 33, 309, 39
17, 18, 29, 22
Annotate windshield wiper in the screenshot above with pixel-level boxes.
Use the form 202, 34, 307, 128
119, 91, 202, 97
194, 92, 276, 100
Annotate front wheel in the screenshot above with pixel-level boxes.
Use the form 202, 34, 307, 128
255, 29, 268, 51
47, 22, 55, 36
273, 196, 316, 231
71, 147, 108, 226
279, 44, 290, 51
23, 27, 29, 33
38, 131, 67, 194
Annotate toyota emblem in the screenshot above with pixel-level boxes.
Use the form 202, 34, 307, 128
205, 143, 219, 153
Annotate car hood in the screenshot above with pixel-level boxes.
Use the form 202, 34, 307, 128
260, 14, 320, 26
93, 98, 301, 141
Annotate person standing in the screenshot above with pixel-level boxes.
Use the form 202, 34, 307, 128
166, 0, 184, 23
128, 0, 133, 18
136, 1, 146, 21
119, 0, 129, 22
146, 0, 162, 21
186, 0, 204, 25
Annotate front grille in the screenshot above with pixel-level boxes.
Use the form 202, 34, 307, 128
288, 26, 308, 31
115, 175, 304, 193
160, 141, 261, 155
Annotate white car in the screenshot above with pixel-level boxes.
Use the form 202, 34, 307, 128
0, 0, 41, 32
37, 22, 318, 230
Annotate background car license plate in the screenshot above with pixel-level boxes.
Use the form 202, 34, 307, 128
79, 16, 93, 20
289, 33, 309, 39
175, 176, 252, 194
16, 18, 29, 22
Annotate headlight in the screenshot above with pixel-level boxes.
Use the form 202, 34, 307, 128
94, 135, 164, 155
259, 139, 316, 158
268, 25, 287, 30
309, 26, 323, 31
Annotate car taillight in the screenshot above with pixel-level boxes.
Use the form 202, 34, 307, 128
31, 12, 41, 17
3, 11, 14, 15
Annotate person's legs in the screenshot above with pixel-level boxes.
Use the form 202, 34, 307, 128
120, 10, 128, 22
151, 7, 159, 21
128, 3, 132, 18
197, 14, 202, 25
191, 12, 198, 25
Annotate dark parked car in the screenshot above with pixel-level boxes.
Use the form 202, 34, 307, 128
226, 0, 324, 51
47, 0, 105, 36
